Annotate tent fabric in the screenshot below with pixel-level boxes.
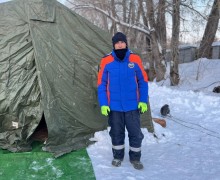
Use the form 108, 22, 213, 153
29, 0, 111, 157
0, 0, 43, 152
141, 101, 154, 133
28, 0, 56, 22
0, 0, 154, 157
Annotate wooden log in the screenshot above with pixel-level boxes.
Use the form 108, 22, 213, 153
152, 118, 166, 128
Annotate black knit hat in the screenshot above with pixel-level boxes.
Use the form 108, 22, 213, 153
112, 32, 127, 47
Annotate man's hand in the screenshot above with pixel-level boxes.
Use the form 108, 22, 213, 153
101, 106, 110, 116
138, 102, 148, 114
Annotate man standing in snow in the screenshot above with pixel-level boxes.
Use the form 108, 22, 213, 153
97, 32, 148, 170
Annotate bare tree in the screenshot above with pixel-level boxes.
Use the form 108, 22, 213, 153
156, 0, 167, 55
170, 0, 180, 86
122, 0, 127, 33
146, 0, 166, 82
110, 0, 117, 34
197, 0, 220, 58
100, 2, 109, 31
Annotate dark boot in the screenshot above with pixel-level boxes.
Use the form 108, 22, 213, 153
130, 160, 144, 170
112, 159, 123, 167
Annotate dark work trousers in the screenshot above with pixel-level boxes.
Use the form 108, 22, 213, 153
108, 110, 144, 161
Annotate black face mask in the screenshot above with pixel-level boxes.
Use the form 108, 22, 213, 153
114, 48, 128, 60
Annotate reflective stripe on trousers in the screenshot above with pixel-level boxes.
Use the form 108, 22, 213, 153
129, 146, 141, 152
112, 144, 125, 150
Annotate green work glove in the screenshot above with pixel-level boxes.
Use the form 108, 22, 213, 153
138, 102, 148, 114
101, 106, 110, 116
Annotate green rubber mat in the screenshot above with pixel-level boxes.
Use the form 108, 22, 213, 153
0, 142, 95, 180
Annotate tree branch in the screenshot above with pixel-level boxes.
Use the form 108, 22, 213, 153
66, 1, 151, 37
180, 2, 207, 20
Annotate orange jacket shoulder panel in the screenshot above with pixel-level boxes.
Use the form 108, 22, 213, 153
97, 55, 114, 86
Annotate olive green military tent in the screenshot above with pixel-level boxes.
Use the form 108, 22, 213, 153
0, 0, 154, 157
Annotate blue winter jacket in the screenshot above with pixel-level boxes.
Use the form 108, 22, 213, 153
97, 49, 148, 112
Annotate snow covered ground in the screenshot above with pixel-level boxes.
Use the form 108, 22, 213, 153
87, 58, 220, 180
